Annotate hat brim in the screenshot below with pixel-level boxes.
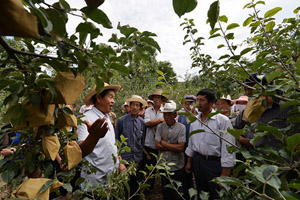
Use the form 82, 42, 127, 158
126, 97, 147, 108
160, 110, 176, 113
84, 84, 121, 106
148, 94, 168, 103
219, 98, 233, 106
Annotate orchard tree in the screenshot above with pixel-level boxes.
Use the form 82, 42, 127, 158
0, 0, 164, 199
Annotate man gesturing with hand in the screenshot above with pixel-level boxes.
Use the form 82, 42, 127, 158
77, 83, 126, 187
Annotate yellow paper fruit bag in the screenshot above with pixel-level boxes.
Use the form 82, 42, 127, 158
0, 0, 39, 38
11, 178, 63, 200
54, 71, 85, 105
63, 140, 82, 170
57, 105, 77, 130
42, 134, 60, 161
242, 96, 268, 123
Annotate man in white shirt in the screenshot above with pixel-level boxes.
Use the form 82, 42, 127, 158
142, 89, 168, 191
77, 83, 126, 187
185, 89, 236, 200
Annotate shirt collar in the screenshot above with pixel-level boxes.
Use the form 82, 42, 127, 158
151, 106, 163, 112
167, 122, 177, 129
92, 106, 109, 119
198, 110, 217, 120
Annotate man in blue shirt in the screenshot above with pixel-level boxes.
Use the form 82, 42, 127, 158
115, 95, 147, 199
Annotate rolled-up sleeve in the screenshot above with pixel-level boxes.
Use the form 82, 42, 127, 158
155, 124, 162, 142
77, 117, 89, 143
220, 118, 236, 168
144, 108, 151, 123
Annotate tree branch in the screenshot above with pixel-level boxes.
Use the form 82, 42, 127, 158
0, 37, 72, 63
0, 37, 27, 72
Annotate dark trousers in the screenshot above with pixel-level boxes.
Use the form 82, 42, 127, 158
161, 168, 186, 200
184, 153, 194, 200
192, 153, 222, 200
140, 146, 158, 191
125, 162, 143, 200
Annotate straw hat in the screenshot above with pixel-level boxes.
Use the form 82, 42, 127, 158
126, 95, 147, 107
148, 89, 168, 102
219, 95, 233, 105
160, 100, 176, 113
121, 101, 128, 110
84, 83, 121, 106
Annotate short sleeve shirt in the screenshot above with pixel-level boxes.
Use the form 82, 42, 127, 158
155, 122, 186, 171
185, 113, 236, 168
77, 107, 119, 185
144, 107, 163, 149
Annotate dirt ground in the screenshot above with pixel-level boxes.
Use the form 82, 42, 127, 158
145, 176, 163, 200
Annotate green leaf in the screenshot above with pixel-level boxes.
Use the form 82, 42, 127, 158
0, 159, 7, 168
281, 50, 293, 57
219, 54, 230, 60
264, 7, 282, 18
240, 47, 253, 55
188, 115, 197, 123
59, 0, 71, 10
280, 100, 300, 109
288, 180, 300, 189
250, 21, 261, 27
266, 71, 281, 83
45, 8, 67, 42
95, 78, 104, 93
213, 177, 244, 188
63, 183, 72, 192
243, 16, 254, 26
156, 70, 164, 76
225, 33, 234, 40
172, 0, 198, 18
158, 76, 163, 81
226, 23, 239, 30
189, 129, 205, 137
92, 57, 104, 69
44, 59, 69, 72
296, 59, 300, 76
0, 79, 15, 90
1, 169, 15, 183
110, 63, 129, 74
265, 21, 275, 32
207, 1, 220, 30
208, 33, 221, 39
217, 44, 225, 49
255, 125, 281, 139
188, 188, 198, 198
81, 7, 112, 28
227, 128, 245, 139
294, 6, 300, 14
140, 37, 161, 52
39, 179, 57, 195
208, 110, 223, 119
219, 15, 228, 23
117, 23, 138, 37
248, 164, 281, 190
61, 106, 74, 115
286, 133, 300, 153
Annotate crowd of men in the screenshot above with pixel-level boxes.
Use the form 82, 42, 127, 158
74, 72, 299, 200
1, 73, 297, 199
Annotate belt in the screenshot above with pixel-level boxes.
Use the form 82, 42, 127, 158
195, 152, 220, 161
